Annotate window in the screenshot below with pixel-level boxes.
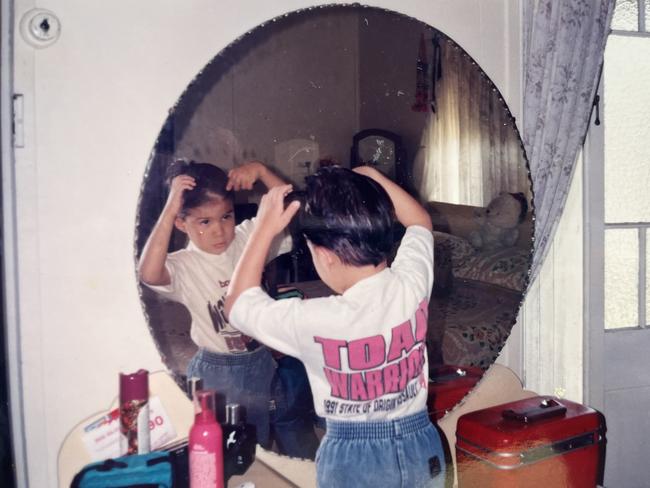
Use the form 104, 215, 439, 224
610, 0, 650, 31
603, 0, 650, 329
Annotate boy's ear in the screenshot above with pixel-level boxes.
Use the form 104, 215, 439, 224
174, 217, 187, 234
316, 246, 339, 267
306, 240, 339, 268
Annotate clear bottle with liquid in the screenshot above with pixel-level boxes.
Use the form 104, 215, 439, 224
189, 389, 224, 488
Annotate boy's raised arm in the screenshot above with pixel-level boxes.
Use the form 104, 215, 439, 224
352, 166, 432, 231
224, 185, 300, 318
138, 175, 195, 286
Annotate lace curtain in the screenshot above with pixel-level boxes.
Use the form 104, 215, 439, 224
413, 39, 530, 207
523, 0, 615, 279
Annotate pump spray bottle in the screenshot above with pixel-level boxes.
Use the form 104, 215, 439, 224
187, 376, 204, 421
189, 389, 224, 488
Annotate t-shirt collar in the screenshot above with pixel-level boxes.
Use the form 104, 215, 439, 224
186, 240, 235, 261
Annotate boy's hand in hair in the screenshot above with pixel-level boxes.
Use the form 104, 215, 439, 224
254, 184, 301, 238
165, 175, 196, 217
139, 174, 195, 287
353, 165, 432, 231
227, 160, 286, 191
227, 161, 262, 191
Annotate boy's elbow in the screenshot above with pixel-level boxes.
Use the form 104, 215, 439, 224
137, 265, 169, 287
137, 266, 152, 284
139, 274, 160, 287
137, 260, 152, 282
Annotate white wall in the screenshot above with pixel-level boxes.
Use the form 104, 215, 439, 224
175, 9, 360, 177
521, 155, 584, 402
8, 1, 521, 485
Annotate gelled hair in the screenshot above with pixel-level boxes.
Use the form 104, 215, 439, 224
166, 159, 233, 218
298, 166, 394, 266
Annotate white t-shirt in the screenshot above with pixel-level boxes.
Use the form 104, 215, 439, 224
230, 225, 434, 421
146, 219, 291, 354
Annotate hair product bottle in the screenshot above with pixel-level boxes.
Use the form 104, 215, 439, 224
223, 403, 256, 478
187, 376, 204, 421
189, 389, 224, 488
119, 369, 150, 455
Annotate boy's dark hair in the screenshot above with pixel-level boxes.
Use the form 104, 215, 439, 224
166, 159, 233, 217
299, 166, 394, 266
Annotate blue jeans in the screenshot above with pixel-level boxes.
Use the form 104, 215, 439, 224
187, 347, 275, 448
270, 355, 320, 459
316, 411, 446, 488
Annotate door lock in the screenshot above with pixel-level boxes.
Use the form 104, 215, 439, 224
19, 8, 61, 49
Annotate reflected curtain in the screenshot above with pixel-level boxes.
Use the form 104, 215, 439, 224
413, 40, 529, 207
523, 0, 615, 280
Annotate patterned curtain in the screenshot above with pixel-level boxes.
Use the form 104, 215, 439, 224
524, 0, 615, 280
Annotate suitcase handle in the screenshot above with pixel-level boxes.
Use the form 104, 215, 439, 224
501, 397, 567, 423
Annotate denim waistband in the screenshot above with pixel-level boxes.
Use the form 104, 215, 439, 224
325, 410, 431, 439
195, 346, 269, 366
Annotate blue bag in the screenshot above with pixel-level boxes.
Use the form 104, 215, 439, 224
70, 451, 173, 488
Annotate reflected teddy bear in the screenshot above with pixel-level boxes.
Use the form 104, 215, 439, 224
469, 192, 528, 251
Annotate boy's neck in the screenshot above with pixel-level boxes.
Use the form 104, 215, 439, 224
334, 261, 387, 294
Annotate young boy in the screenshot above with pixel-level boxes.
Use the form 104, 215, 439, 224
225, 166, 445, 487
138, 159, 292, 448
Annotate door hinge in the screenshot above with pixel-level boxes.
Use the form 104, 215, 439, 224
12, 94, 24, 148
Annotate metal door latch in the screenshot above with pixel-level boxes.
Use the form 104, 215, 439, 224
12, 94, 24, 148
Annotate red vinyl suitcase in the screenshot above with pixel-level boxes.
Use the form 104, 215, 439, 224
456, 396, 606, 487
427, 365, 483, 421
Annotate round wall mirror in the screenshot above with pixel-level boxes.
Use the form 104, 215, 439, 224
135, 4, 533, 460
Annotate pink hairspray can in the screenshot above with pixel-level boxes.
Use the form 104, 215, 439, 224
119, 369, 151, 455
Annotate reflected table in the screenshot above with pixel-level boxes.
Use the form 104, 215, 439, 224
278, 279, 335, 299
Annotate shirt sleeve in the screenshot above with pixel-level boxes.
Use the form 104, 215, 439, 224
229, 286, 305, 358
141, 259, 181, 301
390, 225, 434, 301
235, 219, 256, 241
